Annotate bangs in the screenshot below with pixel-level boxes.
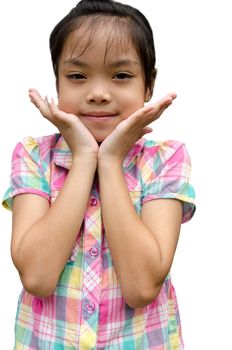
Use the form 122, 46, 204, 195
66, 16, 137, 63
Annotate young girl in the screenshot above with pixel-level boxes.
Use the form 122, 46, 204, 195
3, 0, 195, 349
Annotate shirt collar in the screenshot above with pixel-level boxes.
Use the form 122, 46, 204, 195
53, 134, 146, 171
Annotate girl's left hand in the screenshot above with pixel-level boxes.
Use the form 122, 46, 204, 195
98, 93, 177, 164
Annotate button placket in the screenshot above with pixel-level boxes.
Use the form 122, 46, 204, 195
80, 189, 101, 347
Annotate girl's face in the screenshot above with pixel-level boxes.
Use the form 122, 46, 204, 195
57, 23, 150, 143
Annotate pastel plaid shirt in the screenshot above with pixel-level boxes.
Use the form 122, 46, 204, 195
3, 134, 195, 349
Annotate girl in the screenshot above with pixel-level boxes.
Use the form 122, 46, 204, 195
3, 0, 196, 349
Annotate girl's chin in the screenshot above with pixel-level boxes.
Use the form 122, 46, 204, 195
91, 131, 112, 144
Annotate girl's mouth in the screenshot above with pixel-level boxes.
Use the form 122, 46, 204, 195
81, 112, 117, 120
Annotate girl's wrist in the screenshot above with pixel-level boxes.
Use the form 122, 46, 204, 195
97, 157, 123, 173
71, 153, 98, 169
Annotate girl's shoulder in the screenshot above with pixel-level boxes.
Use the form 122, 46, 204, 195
125, 138, 191, 172
19, 133, 60, 151
141, 138, 190, 164
15, 133, 61, 161
143, 138, 186, 151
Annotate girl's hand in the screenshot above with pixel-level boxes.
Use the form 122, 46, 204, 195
29, 88, 99, 158
98, 93, 177, 164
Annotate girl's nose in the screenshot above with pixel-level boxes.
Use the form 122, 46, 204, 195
86, 85, 112, 105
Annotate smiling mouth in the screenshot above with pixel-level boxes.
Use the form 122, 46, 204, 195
82, 116, 116, 123
81, 112, 117, 120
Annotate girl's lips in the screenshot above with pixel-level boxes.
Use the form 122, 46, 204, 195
82, 112, 116, 118
81, 112, 117, 121
83, 116, 116, 122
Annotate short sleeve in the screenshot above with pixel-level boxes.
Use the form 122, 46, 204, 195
2, 137, 51, 210
141, 141, 196, 223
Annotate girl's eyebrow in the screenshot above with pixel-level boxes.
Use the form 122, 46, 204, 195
109, 59, 139, 68
63, 58, 88, 67
63, 58, 139, 68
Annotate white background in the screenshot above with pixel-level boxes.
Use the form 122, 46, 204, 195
0, 1, 231, 349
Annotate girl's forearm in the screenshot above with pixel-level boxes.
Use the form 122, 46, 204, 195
98, 160, 164, 308
15, 156, 97, 297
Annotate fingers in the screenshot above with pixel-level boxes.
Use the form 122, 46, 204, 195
166, 92, 177, 101
28, 89, 68, 127
29, 88, 44, 108
142, 126, 153, 134
146, 92, 177, 115
29, 88, 51, 119
128, 92, 177, 129
46, 97, 70, 123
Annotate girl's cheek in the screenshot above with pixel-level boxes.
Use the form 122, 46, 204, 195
57, 92, 72, 109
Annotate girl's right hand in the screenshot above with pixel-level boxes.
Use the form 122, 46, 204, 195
29, 88, 99, 159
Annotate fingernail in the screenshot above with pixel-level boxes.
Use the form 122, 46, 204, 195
164, 97, 173, 107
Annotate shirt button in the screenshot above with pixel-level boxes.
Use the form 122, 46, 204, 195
86, 302, 95, 313
89, 247, 98, 257
89, 197, 97, 206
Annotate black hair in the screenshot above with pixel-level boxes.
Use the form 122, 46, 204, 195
50, 0, 157, 95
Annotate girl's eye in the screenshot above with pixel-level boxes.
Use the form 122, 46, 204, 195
67, 73, 86, 80
114, 73, 133, 80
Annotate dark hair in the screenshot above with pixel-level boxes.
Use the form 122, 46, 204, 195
49, 0, 157, 94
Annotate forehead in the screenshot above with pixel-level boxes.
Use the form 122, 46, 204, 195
60, 16, 139, 63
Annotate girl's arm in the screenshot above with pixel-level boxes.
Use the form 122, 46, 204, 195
98, 93, 182, 308
12, 154, 97, 298
11, 89, 99, 297
98, 160, 182, 309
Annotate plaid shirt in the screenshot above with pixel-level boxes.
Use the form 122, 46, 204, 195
3, 134, 195, 349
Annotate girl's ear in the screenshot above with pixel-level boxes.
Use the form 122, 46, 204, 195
144, 68, 157, 102
144, 89, 151, 102
56, 79, 59, 94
